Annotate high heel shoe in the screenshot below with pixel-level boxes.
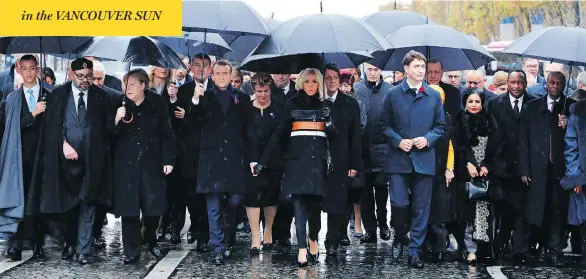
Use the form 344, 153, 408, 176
309, 252, 320, 263
467, 253, 477, 266
297, 254, 309, 267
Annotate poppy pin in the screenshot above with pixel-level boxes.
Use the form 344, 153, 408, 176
232, 94, 240, 104
419, 87, 425, 93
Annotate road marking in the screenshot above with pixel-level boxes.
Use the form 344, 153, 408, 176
486, 266, 508, 279
144, 250, 190, 279
0, 250, 33, 275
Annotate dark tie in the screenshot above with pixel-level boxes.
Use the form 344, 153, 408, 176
549, 101, 557, 163
78, 92, 86, 121
513, 99, 520, 117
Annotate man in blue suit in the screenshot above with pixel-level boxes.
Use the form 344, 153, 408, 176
379, 50, 446, 269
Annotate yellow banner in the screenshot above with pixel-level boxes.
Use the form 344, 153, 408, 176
0, 0, 182, 36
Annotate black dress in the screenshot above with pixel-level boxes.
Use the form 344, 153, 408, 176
246, 101, 282, 207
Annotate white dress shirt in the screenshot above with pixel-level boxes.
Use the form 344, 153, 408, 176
22, 80, 40, 112
326, 91, 338, 102
509, 94, 524, 111
71, 83, 88, 114
279, 81, 291, 95
176, 78, 186, 86
547, 95, 561, 111
406, 80, 423, 92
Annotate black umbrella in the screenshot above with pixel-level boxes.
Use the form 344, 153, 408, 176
221, 17, 282, 63
239, 13, 390, 74
370, 25, 495, 71
182, 0, 269, 36
362, 11, 436, 37
81, 36, 185, 69
0, 36, 93, 54
154, 32, 232, 57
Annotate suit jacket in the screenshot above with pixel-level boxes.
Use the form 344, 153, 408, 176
104, 74, 122, 92
271, 82, 297, 107
2, 81, 54, 100
379, 80, 446, 175
487, 92, 536, 177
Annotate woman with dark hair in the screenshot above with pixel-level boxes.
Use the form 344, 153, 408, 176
42, 67, 56, 85
246, 72, 281, 253
112, 68, 176, 264
453, 88, 506, 266
253, 68, 335, 266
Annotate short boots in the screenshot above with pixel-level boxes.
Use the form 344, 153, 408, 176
391, 206, 409, 261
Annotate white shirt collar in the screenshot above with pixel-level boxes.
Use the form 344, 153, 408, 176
547, 95, 561, 111
509, 93, 524, 107
177, 78, 186, 85
406, 79, 423, 91
22, 79, 40, 94
279, 81, 291, 94
327, 91, 338, 102
71, 82, 88, 96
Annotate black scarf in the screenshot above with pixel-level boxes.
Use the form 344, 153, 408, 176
457, 110, 490, 147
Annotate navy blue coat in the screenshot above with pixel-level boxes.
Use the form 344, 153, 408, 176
562, 101, 586, 225
379, 80, 446, 175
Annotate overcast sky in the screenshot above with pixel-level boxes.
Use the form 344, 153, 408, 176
242, 0, 412, 21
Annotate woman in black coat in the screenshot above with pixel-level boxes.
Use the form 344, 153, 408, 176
254, 68, 335, 266
112, 68, 176, 264
246, 73, 281, 253
452, 88, 506, 265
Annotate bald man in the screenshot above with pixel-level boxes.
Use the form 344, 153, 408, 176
460, 70, 496, 104
527, 62, 572, 97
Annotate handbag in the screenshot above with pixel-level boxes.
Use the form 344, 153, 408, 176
466, 177, 489, 201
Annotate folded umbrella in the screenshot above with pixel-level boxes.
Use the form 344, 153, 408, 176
371, 25, 495, 71
239, 13, 390, 74
81, 36, 185, 69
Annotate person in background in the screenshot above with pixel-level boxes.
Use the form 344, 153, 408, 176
242, 71, 252, 83
339, 69, 356, 98
231, 69, 244, 90
523, 58, 543, 88
383, 75, 395, 85
84, 57, 122, 91
443, 71, 464, 91
344, 68, 361, 84
527, 62, 572, 97
572, 88, 586, 101
463, 70, 496, 103
393, 71, 405, 85
290, 74, 298, 83
42, 67, 56, 86
174, 67, 192, 87
491, 71, 509, 95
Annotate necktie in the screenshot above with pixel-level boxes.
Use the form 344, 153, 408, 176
549, 101, 557, 163
513, 99, 520, 117
78, 92, 87, 121
27, 89, 35, 112
327, 97, 334, 102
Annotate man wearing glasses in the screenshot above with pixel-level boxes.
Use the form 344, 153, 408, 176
28, 58, 114, 265
462, 70, 496, 105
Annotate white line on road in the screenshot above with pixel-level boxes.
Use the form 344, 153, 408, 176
144, 250, 190, 279
486, 266, 508, 279
0, 250, 33, 275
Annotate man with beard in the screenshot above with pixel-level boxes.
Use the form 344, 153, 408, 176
0, 54, 48, 261
26, 58, 114, 265
355, 62, 393, 244
519, 71, 575, 266
486, 70, 536, 263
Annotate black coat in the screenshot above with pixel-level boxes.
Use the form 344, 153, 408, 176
271, 82, 298, 107
486, 92, 536, 178
111, 91, 175, 217
452, 111, 507, 222
26, 82, 114, 214
430, 81, 462, 223
259, 91, 332, 198
519, 95, 575, 226
104, 74, 122, 92
185, 85, 251, 194
323, 92, 363, 214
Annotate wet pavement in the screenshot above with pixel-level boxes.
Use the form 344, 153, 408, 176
0, 212, 585, 279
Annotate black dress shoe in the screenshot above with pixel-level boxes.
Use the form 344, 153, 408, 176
213, 253, 224, 265
7, 247, 22, 261
223, 246, 232, 259
124, 256, 139, 264
360, 232, 377, 244
94, 237, 106, 249
61, 245, 75, 260
156, 228, 167, 242
326, 246, 338, 256
250, 247, 261, 255
77, 254, 90, 265
170, 233, 181, 244
340, 237, 351, 246
546, 252, 563, 267
186, 231, 195, 244
149, 245, 163, 258
433, 252, 445, 263
196, 241, 210, 252
33, 245, 45, 259
408, 255, 424, 269
379, 227, 391, 241
390, 241, 404, 261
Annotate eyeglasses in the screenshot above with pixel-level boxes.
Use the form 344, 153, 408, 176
74, 72, 93, 81
525, 64, 539, 69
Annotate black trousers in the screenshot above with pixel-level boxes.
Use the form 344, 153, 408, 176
273, 201, 294, 243
13, 214, 45, 249
160, 171, 183, 234
93, 205, 108, 239
122, 216, 158, 258
61, 202, 95, 255
497, 177, 529, 255
360, 172, 389, 232
179, 178, 209, 242
516, 166, 566, 255
292, 195, 322, 249
325, 213, 346, 248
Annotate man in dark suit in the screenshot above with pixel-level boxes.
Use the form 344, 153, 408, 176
380, 51, 446, 269
0, 55, 48, 261
462, 70, 496, 103
425, 59, 463, 262
322, 64, 363, 255
185, 60, 250, 265
519, 71, 576, 266
486, 70, 537, 263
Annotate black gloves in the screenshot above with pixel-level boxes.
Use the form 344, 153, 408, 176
320, 107, 331, 119
253, 163, 265, 176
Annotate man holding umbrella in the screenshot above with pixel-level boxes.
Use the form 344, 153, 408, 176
26, 58, 114, 265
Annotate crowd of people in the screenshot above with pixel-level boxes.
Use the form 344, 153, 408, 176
0, 50, 585, 271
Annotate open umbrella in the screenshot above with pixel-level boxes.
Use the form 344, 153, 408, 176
0, 36, 93, 54
81, 36, 185, 69
371, 25, 495, 71
221, 17, 282, 63
363, 11, 436, 37
154, 32, 232, 57
239, 13, 390, 73
182, 0, 269, 36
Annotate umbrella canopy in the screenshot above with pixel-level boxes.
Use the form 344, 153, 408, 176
0, 36, 94, 54
221, 17, 282, 63
82, 36, 185, 69
363, 11, 436, 37
154, 32, 232, 57
371, 25, 495, 71
182, 0, 269, 36
239, 13, 390, 73
503, 26, 586, 66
